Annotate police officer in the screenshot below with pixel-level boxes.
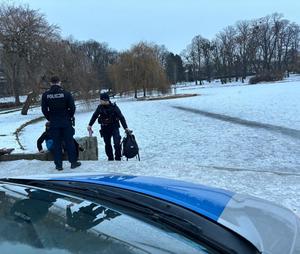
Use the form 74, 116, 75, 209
41, 76, 81, 170
87, 93, 130, 161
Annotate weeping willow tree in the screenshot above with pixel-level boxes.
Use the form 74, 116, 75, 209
108, 42, 170, 98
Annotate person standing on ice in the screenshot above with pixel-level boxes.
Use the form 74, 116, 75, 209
87, 93, 130, 161
41, 76, 81, 170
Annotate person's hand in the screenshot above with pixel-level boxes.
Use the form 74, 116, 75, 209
125, 128, 132, 134
87, 125, 93, 136
39, 149, 45, 153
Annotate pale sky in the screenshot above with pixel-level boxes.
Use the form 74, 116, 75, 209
13, 0, 300, 54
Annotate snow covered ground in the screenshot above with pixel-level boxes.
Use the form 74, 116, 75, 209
1, 76, 300, 217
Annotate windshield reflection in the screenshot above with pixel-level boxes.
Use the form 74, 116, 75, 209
0, 183, 217, 254
0, 184, 146, 254
66, 203, 120, 231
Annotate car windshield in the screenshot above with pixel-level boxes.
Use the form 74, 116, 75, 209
0, 183, 219, 254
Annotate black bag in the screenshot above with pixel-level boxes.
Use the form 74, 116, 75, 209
122, 133, 140, 160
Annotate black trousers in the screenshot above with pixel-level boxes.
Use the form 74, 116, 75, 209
50, 124, 77, 167
101, 127, 121, 160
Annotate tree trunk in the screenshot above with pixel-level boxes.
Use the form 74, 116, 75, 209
12, 78, 21, 106
21, 91, 35, 115
14, 93, 21, 106
12, 64, 21, 106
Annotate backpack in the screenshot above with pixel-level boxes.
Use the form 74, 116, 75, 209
122, 133, 140, 160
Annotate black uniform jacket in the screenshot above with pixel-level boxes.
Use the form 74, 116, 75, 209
41, 85, 75, 128
88, 102, 128, 129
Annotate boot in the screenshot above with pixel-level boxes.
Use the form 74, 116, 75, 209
71, 161, 81, 169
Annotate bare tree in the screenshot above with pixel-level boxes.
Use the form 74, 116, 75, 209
0, 3, 58, 109
182, 13, 300, 84
235, 20, 252, 81
44, 39, 97, 100
79, 40, 118, 92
